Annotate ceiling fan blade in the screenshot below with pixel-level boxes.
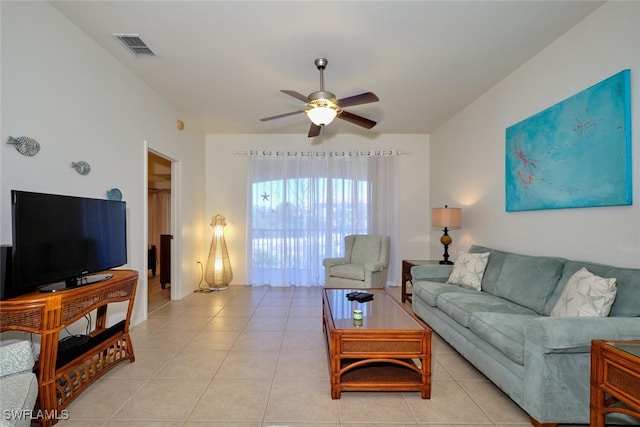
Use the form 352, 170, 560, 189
338, 110, 377, 129
260, 110, 305, 121
337, 92, 379, 108
281, 90, 309, 103
308, 123, 321, 138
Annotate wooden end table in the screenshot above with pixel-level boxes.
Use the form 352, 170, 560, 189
590, 339, 640, 427
322, 288, 431, 399
401, 260, 440, 303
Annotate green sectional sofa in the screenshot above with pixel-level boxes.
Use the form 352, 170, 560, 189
411, 245, 640, 427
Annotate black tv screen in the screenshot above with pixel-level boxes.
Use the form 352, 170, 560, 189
9, 190, 127, 295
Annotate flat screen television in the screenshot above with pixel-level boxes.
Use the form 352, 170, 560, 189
6, 190, 127, 297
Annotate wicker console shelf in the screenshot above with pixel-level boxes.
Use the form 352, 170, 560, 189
0, 270, 138, 426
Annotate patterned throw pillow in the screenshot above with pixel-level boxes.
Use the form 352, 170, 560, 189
446, 252, 490, 291
550, 267, 617, 317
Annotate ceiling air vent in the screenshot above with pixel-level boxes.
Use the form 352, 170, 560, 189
113, 34, 156, 57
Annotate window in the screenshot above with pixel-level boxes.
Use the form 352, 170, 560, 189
247, 151, 397, 287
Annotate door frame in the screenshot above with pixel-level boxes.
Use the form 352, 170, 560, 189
145, 145, 182, 306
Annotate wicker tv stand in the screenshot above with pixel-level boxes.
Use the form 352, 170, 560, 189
0, 269, 138, 426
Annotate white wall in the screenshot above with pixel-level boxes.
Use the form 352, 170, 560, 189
1, 2, 206, 327
205, 134, 431, 285
430, 1, 640, 268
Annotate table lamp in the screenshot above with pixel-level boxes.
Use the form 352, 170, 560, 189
431, 205, 462, 265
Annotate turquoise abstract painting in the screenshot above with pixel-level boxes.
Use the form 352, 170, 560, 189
506, 69, 632, 211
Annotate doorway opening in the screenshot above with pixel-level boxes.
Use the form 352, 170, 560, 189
147, 151, 172, 312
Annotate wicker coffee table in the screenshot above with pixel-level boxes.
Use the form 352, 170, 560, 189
322, 288, 432, 399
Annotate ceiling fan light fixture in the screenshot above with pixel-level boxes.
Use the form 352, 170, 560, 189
306, 92, 339, 126
306, 105, 338, 126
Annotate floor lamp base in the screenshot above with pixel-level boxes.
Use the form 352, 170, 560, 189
208, 285, 229, 291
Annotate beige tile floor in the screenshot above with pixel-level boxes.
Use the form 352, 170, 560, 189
148, 268, 170, 313
58, 285, 582, 427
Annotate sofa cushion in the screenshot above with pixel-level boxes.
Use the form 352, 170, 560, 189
545, 260, 640, 317
469, 313, 540, 365
413, 280, 477, 307
550, 267, 617, 317
0, 372, 38, 422
493, 253, 565, 314
447, 251, 490, 291
0, 340, 38, 427
437, 291, 538, 328
0, 340, 35, 377
468, 245, 512, 295
330, 264, 364, 280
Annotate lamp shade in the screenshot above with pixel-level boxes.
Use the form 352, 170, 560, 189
204, 214, 232, 289
431, 206, 462, 229
306, 105, 338, 126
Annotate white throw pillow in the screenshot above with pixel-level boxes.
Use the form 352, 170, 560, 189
446, 252, 490, 291
550, 267, 617, 317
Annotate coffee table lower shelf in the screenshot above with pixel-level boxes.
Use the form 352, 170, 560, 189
337, 359, 427, 398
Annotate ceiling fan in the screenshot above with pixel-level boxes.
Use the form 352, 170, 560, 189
260, 58, 380, 137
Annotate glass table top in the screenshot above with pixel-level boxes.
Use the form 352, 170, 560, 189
608, 341, 640, 359
324, 289, 424, 331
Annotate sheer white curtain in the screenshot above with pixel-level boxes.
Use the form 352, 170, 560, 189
246, 150, 398, 287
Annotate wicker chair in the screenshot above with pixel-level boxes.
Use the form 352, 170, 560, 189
323, 234, 390, 288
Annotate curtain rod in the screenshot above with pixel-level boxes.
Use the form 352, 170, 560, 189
232, 150, 411, 156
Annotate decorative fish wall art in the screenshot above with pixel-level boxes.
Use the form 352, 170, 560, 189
72, 161, 91, 175
7, 136, 40, 156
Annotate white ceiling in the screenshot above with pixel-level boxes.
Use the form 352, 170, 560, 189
50, 1, 604, 137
